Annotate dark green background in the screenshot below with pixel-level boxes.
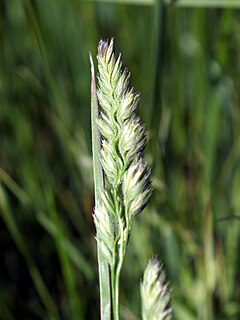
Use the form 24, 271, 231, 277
1, 1, 240, 319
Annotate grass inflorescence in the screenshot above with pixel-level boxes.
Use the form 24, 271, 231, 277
93, 38, 152, 319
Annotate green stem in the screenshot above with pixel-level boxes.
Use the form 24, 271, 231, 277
90, 54, 111, 320
110, 263, 117, 319
112, 219, 127, 320
165, 0, 240, 7
114, 268, 120, 320
86, 0, 240, 8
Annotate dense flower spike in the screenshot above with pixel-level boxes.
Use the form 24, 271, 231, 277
93, 38, 152, 319
141, 258, 172, 320
95, 38, 152, 234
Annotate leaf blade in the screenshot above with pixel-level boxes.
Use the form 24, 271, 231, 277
90, 53, 111, 320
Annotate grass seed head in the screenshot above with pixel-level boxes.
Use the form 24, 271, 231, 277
141, 258, 172, 320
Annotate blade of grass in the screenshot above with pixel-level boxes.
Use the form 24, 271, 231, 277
0, 296, 15, 320
0, 167, 94, 283
44, 188, 83, 320
0, 168, 31, 206
149, 0, 164, 166
167, 0, 240, 7
85, 0, 240, 7
0, 184, 60, 320
36, 211, 94, 281
90, 54, 111, 320
84, 0, 154, 5
24, 0, 72, 128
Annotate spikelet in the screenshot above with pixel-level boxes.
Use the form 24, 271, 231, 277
122, 157, 152, 218
93, 190, 117, 265
141, 258, 172, 320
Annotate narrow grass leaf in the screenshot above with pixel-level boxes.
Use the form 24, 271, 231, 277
44, 188, 83, 320
90, 53, 111, 320
167, 0, 240, 7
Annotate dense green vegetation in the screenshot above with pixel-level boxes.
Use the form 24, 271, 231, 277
1, 1, 240, 319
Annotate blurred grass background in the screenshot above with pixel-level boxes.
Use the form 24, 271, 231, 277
1, 0, 240, 319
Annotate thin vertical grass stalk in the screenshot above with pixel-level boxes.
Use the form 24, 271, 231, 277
141, 258, 172, 320
90, 54, 111, 320
92, 39, 152, 319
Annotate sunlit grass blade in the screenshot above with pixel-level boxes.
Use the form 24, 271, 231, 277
0, 168, 31, 205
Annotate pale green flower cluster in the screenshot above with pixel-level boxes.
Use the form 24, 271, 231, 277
141, 258, 172, 320
91, 39, 173, 320
93, 38, 152, 266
